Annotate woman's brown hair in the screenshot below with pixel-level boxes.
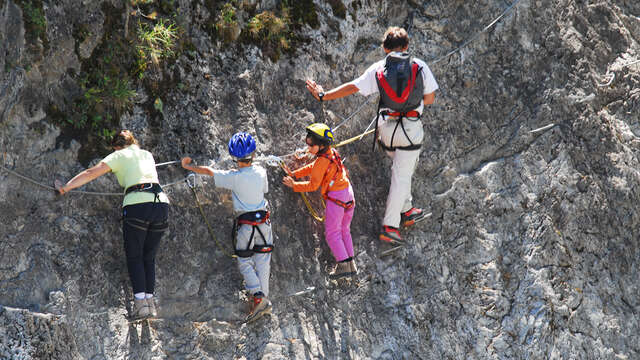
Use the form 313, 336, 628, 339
111, 130, 138, 148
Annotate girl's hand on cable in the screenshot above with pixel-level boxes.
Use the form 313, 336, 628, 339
281, 163, 293, 177
282, 176, 294, 188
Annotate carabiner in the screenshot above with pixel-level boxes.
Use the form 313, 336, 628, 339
186, 173, 196, 189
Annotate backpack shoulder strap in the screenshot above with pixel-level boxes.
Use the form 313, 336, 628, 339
376, 63, 420, 103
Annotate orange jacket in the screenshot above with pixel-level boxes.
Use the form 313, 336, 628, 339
291, 148, 350, 196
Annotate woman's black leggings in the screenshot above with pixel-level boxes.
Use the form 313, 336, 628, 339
122, 202, 169, 294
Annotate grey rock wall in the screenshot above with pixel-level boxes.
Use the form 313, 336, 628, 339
1, 0, 640, 359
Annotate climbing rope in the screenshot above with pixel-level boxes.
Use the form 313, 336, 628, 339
300, 191, 325, 222
185, 173, 238, 259
334, 128, 376, 148
0, 160, 189, 196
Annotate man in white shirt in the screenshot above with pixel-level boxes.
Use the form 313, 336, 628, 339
305, 26, 438, 243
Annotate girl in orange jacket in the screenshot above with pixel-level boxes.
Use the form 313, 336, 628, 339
283, 123, 357, 278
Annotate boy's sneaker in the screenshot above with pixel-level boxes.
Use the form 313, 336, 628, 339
379, 225, 402, 243
401, 208, 427, 227
131, 298, 151, 320
246, 293, 272, 323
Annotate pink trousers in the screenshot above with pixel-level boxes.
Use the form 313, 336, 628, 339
324, 185, 355, 262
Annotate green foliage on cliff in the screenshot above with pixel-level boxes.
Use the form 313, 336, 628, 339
48, 2, 181, 164
16, 0, 48, 51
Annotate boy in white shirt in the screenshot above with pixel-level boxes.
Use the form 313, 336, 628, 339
181, 132, 273, 322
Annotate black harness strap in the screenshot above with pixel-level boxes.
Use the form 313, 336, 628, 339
233, 211, 274, 257
372, 102, 382, 151
378, 112, 423, 152
123, 217, 168, 232
125, 183, 163, 203
325, 195, 355, 210
377, 140, 422, 152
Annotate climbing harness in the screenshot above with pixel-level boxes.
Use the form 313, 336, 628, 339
233, 210, 274, 257
317, 148, 354, 209
125, 182, 164, 203
376, 111, 423, 152
325, 195, 354, 210
186, 173, 238, 259
123, 216, 169, 233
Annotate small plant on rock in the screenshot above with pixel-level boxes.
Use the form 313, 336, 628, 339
216, 2, 241, 43
16, 0, 48, 50
245, 11, 290, 61
136, 19, 178, 66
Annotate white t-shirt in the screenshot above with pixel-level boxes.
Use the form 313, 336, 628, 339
213, 165, 269, 214
349, 52, 439, 114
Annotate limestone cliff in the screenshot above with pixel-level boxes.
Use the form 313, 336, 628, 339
1, 0, 640, 359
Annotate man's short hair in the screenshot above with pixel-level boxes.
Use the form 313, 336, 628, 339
382, 27, 409, 51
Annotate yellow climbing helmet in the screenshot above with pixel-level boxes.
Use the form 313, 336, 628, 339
306, 123, 334, 145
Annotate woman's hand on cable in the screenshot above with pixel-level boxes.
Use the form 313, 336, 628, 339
282, 176, 294, 188
181, 157, 192, 169
56, 183, 68, 195
305, 79, 324, 101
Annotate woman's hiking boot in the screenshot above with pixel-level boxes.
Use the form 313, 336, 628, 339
246, 292, 272, 323
329, 261, 355, 279
379, 225, 402, 243
131, 298, 151, 320
401, 207, 427, 227
147, 298, 157, 318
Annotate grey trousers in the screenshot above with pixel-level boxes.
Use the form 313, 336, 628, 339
236, 222, 273, 297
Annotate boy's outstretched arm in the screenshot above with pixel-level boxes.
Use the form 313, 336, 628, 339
181, 157, 215, 176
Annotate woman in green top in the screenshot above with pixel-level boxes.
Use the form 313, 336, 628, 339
57, 130, 170, 320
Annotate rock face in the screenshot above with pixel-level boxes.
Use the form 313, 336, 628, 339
1, 0, 640, 359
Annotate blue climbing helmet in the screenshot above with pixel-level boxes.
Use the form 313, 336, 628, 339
228, 132, 256, 160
